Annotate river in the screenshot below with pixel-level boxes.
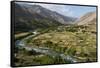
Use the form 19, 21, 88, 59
15, 31, 77, 63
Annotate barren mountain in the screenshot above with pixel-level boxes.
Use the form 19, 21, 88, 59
77, 12, 96, 25
76, 12, 96, 32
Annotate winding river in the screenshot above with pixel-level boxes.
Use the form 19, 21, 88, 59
15, 31, 77, 63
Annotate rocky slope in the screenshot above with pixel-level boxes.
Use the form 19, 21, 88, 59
14, 3, 76, 33
76, 12, 96, 32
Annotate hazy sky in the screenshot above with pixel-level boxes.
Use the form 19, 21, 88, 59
17, 2, 96, 18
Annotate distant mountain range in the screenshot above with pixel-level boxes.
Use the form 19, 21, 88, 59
14, 3, 96, 33
14, 3, 76, 33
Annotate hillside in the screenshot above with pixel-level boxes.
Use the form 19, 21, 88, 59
77, 12, 96, 25
76, 12, 96, 32
14, 3, 76, 33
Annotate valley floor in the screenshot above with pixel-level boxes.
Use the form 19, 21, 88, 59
14, 25, 97, 66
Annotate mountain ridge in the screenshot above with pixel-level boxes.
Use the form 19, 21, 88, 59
76, 11, 96, 25
14, 3, 77, 33
16, 3, 76, 24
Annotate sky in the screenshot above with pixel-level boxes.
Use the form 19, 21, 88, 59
36, 3, 96, 18
17, 2, 96, 18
